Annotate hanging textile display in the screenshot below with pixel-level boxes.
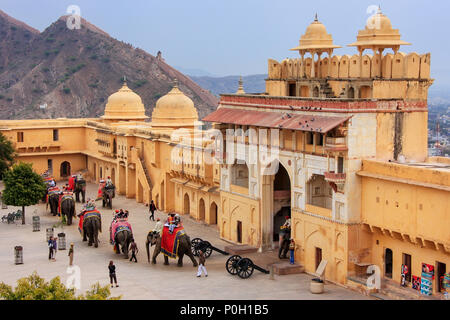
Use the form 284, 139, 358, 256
420, 263, 434, 296
401, 264, 409, 287
412, 276, 421, 291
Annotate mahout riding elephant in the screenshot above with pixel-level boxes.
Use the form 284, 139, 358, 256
75, 178, 86, 203
113, 227, 133, 259
102, 186, 115, 209
145, 230, 198, 267
80, 210, 102, 247
60, 195, 76, 225
48, 193, 59, 216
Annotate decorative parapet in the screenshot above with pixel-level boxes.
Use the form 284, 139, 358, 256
324, 171, 346, 193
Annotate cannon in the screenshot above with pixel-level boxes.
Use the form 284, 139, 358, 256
190, 238, 229, 258
226, 255, 270, 279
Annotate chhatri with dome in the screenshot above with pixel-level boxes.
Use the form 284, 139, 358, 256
1, 10, 448, 298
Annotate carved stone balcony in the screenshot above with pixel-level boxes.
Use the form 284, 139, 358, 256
324, 171, 346, 193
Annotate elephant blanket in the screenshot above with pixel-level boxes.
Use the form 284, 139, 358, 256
110, 219, 133, 245
46, 186, 60, 203
68, 176, 76, 191
161, 225, 186, 259
58, 193, 74, 215
78, 209, 101, 235
96, 180, 106, 200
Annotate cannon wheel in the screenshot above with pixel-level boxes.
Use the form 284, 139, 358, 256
191, 238, 202, 256
237, 258, 255, 279
226, 255, 242, 275
201, 241, 213, 258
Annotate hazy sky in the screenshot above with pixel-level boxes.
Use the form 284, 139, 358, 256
2, 0, 449, 85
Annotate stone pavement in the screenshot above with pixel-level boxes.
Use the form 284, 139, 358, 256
0, 182, 372, 300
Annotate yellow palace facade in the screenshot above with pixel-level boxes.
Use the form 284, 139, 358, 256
1, 10, 449, 297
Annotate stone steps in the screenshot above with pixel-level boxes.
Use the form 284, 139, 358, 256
379, 279, 440, 300
271, 262, 305, 275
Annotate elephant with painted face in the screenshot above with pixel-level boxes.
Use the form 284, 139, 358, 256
48, 193, 60, 216
80, 210, 102, 247
74, 178, 86, 203
145, 230, 198, 267
60, 195, 76, 226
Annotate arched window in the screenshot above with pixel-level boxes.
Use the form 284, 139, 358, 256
313, 86, 319, 97
348, 87, 355, 99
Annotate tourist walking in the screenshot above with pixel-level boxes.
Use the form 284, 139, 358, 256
48, 236, 54, 260
289, 239, 296, 265
196, 250, 208, 278
68, 243, 74, 266
52, 237, 58, 260
129, 239, 138, 263
149, 200, 156, 221
108, 260, 119, 288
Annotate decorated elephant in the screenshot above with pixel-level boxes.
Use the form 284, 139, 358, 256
60, 194, 76, 226
145, 226, 198, 267
79, 209, 102, 247
48, 193, 60, 216
278, 226, 291, 259
74, 178, 86, 203
102, 186, 115, 209
110, 219, 133, 259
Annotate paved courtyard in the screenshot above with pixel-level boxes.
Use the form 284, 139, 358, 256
0, 182, 372, 300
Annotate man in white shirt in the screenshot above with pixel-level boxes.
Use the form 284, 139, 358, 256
153, 218, 163, 235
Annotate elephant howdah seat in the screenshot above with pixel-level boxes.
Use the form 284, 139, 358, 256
161, 225, 186, 259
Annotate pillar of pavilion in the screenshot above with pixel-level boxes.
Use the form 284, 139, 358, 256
348, 8, 411, 78
290, 14, 341, 79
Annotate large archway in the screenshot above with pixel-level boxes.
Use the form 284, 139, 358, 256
184, 193, 190, 215
272, 162, 291, 244
60, 161, 71, 178
209, 202, 218, 225
199, 198, 205, 221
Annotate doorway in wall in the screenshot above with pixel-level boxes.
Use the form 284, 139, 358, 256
288, 82, 296, 97
184, 193, 190, 215
385, 248, 393, 279
402, 253, 412, 283
209, 202, 217, 225
237, 221, 242, 243
315, 247, 322, 270
48, 159, 53, 175
437, 262, 447, 293
60, 161, 71, 178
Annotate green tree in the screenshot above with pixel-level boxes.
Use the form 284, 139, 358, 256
2, 163, 46, 224
0, 132, 15, 179
0, 272, 121, 300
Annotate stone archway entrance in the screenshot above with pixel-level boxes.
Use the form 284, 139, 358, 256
261, 160, 292, 250
60, 161, 71, 178
273, 163, 291, 245
184, 193, 190, 215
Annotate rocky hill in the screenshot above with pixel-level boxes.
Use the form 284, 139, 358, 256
0, 11, 219, 120
189, 74, 267, 97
